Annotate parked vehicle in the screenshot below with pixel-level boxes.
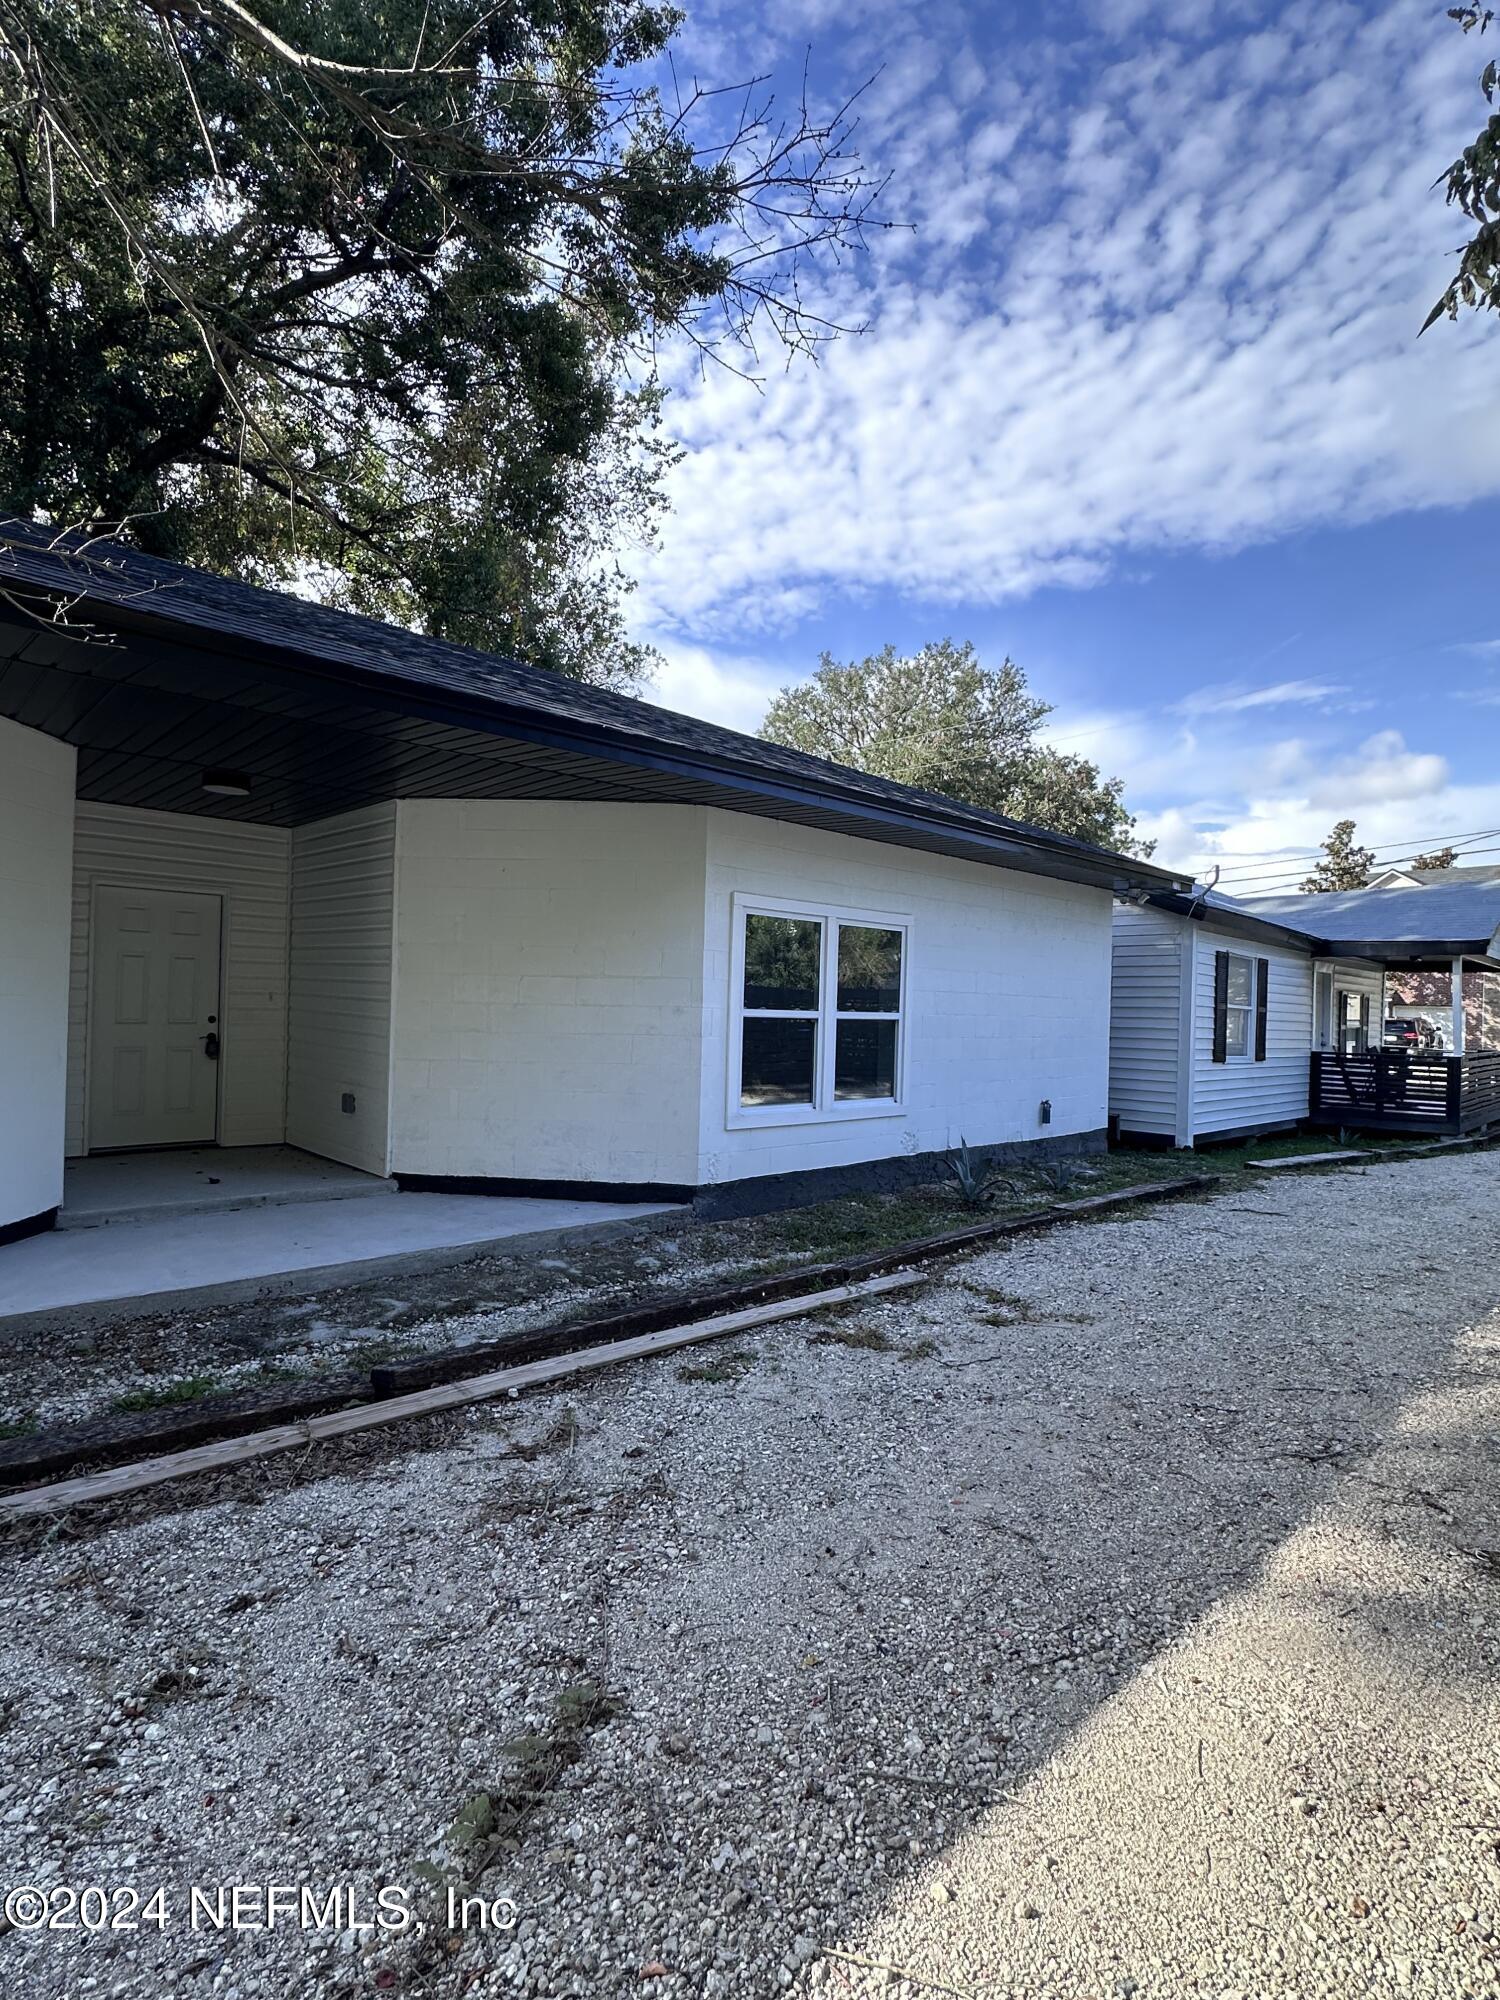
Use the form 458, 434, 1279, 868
1383, 1018, 1423, 1051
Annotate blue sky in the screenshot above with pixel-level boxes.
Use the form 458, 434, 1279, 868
622, 0, 1500, 887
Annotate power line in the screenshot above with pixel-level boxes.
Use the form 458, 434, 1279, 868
1214, 824, 1500, 873
1208, 823, 1500, 883
1225, 844, 1500, 898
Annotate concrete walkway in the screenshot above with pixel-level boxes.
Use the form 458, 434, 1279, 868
0, 1189, 680, 1331
59, 1145, 396, 1228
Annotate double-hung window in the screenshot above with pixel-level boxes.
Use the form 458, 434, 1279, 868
1222, 952, 1254, 1058
732, 898, 907, 1123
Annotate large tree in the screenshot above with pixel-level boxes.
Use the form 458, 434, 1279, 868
759, 640, 1152, 855
1425, 5, 1500, 330
1408, 845, 1460, 869
0, 0, 874, 686
1301, 818, 1376, 893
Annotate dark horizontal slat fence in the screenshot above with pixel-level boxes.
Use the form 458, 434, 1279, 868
1459, 1050, 1500, 1129
1307, 1051, 1500, 1134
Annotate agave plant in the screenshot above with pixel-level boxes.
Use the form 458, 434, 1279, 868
940, 1137, 1021, 1208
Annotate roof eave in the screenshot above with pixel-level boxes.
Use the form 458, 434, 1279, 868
16, 575, 1188, 898
1138, 891, 1317, 952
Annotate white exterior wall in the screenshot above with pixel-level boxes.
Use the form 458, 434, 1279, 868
698, 811, 1112, 1189
1317, 959, 1385, 1044
0, 717, 76, 1227
1108, 903, 1188, 1140
1190, 925, 1314, 1138
66, 804, 291, 1154
286, 805, 397, 1175
388, 802, 705, 1185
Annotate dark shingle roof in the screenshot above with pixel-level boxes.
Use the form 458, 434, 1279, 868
1373, 864, 1500, 885
1237, 883, 1500, 954
0, 521, 1184, 893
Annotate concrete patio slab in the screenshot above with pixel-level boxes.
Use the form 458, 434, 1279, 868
59, 1146, 397, 1229
0, 1190, 681, 1333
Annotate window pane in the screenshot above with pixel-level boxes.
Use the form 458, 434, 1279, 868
1225, 957, 1253, 1007
837, 926, 903, 1012
741, 1017, 817, 1106
744, 915, 821, 1010
834, 1018, 897, 1100
1225, 1007, 1249, 1057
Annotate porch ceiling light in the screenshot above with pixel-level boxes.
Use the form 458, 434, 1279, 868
201, 769, 252, 798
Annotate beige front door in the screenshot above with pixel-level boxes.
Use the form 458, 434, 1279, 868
88, 887, 223, 1150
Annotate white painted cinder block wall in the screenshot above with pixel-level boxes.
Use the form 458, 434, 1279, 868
697, 811, 1113, 1188
0, 716, 76, 1227
387, 801, 707, 1184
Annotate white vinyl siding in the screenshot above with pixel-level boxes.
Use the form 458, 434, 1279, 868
285, 804, 397, 1175
1108, 903, 1187, 1139
1320, 960, 1385, 1051
67, 804, 291, 1154
1190, 927, 1313, 1139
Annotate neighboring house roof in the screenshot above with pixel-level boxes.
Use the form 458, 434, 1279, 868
0, 522, 1185, 897
1368, 864, 1500, 888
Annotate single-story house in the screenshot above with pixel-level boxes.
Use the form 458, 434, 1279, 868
0, 525, 1188, 1245
1109, 881, 1500, 1147
1367, 862, 1500, 889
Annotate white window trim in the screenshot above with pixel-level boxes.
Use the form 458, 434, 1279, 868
726, 891, 910, 1130
1223, 949, 1255, 1063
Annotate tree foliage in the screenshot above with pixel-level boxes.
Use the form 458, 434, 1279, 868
0, 0, 877, 685
1425, 6, 1500, 330
759, 640, 1153, 856
1408, 845, 1460, 869
1300, 818, 1376, 893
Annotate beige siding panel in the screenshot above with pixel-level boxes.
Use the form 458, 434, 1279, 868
1109, 903, 1184, 1139
285, 805, 396, 1175
67, 805, 291, 1154
0, 718, 76, 1222
1190, 927, 1313, 1138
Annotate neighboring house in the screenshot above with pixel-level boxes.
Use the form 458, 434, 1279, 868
0, 526, 1187, 1245
1110, 883, 1500, 1147
1367, 863, 1500, 889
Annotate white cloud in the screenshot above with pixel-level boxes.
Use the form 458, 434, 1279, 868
631, 0, 1500, 641
1134, 728, 1459, 882
1172, 678, 1355, 717
647, 640, 790, 734
1309, 730, 1448, 808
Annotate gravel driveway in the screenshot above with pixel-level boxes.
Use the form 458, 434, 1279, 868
2, 1151, 1498, 2000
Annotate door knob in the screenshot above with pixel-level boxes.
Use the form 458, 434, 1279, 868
203, 1031, 220, 1061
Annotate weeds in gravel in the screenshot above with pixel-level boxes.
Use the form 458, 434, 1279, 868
901, 1338, 941, 1362
249, 1359, 308, 1384
439, 1678, 624, 1877
111, 1375, 222, 1413
510, 1407, 580, 1460
678, 1349, 757, 1384
0, 1413, 37, 1438
810, 1317, 896, 1351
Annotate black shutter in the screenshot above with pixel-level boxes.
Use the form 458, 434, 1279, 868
1359, 992, 1370, 1052
1212, 950, 1229, 1063
1254, 958, 1269, 1061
